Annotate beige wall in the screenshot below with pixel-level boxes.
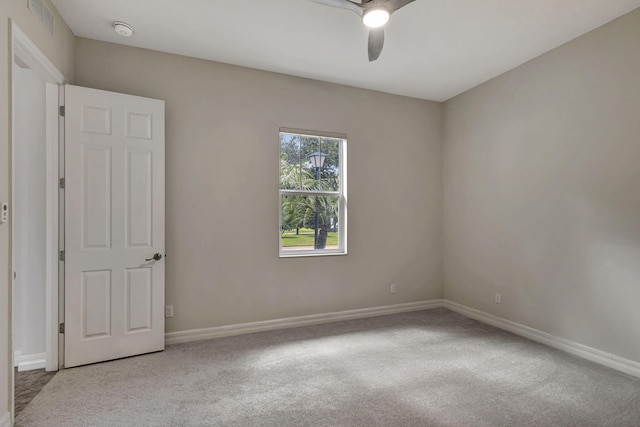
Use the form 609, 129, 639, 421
0, 0, 74, 420
74, 38, 443, 333
5, 5, 639, 421
443, 9, 640, 363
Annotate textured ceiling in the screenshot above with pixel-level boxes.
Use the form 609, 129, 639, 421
52, 0, 640, 101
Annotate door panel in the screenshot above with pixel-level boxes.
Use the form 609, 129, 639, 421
65, 85, 165, 368
82, 270, 111, 338
125, 267, 152, 332
82, 145, 111, 249
126, 149, 153, 248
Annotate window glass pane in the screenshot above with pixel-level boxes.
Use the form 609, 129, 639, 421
281, 194, 340, 251
319, 137, 340, 191
280, 133, 301, 190
299, 135, 320, 191
280, 133, 342, 192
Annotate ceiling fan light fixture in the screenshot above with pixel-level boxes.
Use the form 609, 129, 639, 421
362, 9, 390, 28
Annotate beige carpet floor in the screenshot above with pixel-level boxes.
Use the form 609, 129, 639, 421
15, 308, 640, 426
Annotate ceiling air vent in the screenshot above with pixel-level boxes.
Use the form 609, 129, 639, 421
27, 0, 54, 36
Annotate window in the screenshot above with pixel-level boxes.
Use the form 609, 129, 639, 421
279, 129, 347, 257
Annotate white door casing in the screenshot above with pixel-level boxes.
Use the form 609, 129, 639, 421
64, 85, 165, 368
11, 23, 66, 376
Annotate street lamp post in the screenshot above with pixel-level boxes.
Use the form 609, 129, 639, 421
309, 151, 327, 249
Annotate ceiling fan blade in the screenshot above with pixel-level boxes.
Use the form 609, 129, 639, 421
387, 0, 416, 12
368, 28, 384, 61
310, 0, 363, 16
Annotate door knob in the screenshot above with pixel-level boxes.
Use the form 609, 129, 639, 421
146, 253, 162, 261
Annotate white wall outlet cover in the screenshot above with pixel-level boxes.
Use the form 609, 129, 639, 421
165, 305, 174, 318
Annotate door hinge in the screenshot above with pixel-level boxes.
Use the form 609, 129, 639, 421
59, 105, 65, 116
59, 250, 65, 261
59, 178, 65, 189
59, 323, 65, 334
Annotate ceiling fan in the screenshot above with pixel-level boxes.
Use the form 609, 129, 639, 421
310, 0, 416, 61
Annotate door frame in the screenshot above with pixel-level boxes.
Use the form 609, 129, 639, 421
10, 20, 65, 417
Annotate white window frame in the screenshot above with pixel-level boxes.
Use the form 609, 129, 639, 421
279, 128, 347, 257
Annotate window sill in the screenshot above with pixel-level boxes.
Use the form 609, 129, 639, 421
279, 250, 348, 258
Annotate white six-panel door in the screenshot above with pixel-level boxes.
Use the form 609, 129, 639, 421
64, 85, 165, 368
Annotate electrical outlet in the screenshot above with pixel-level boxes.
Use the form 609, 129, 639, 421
495, 293, 501, 304
165, 305, 174, 318
390, 283, 397, 294
1, 202, 8, 223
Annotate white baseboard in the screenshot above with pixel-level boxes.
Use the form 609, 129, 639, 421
0, 411, 11, 427
442, 300, 640, 378
164, 298, 640, 379
15, 352, 46, 372
12, 351, 20, 368
165, 300, 444, 345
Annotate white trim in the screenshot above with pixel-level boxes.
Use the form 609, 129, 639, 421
0, 411, 11, 427
57, 84, 66, 370
443, 300, 640, 378
165, 300, 443, 345
279, 127, 347, 140
11, 23, 64, 83
11, 21, 64, 376
45, 82, 59, 371
12, 351, 21, 368
278, 130, 347, 257
280, 190, 340, 197
15, 352, 47, 372
165, 298, 640, 379
10, 21, 65, 420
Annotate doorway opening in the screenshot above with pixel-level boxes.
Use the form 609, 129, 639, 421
11, 22, 65, 420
